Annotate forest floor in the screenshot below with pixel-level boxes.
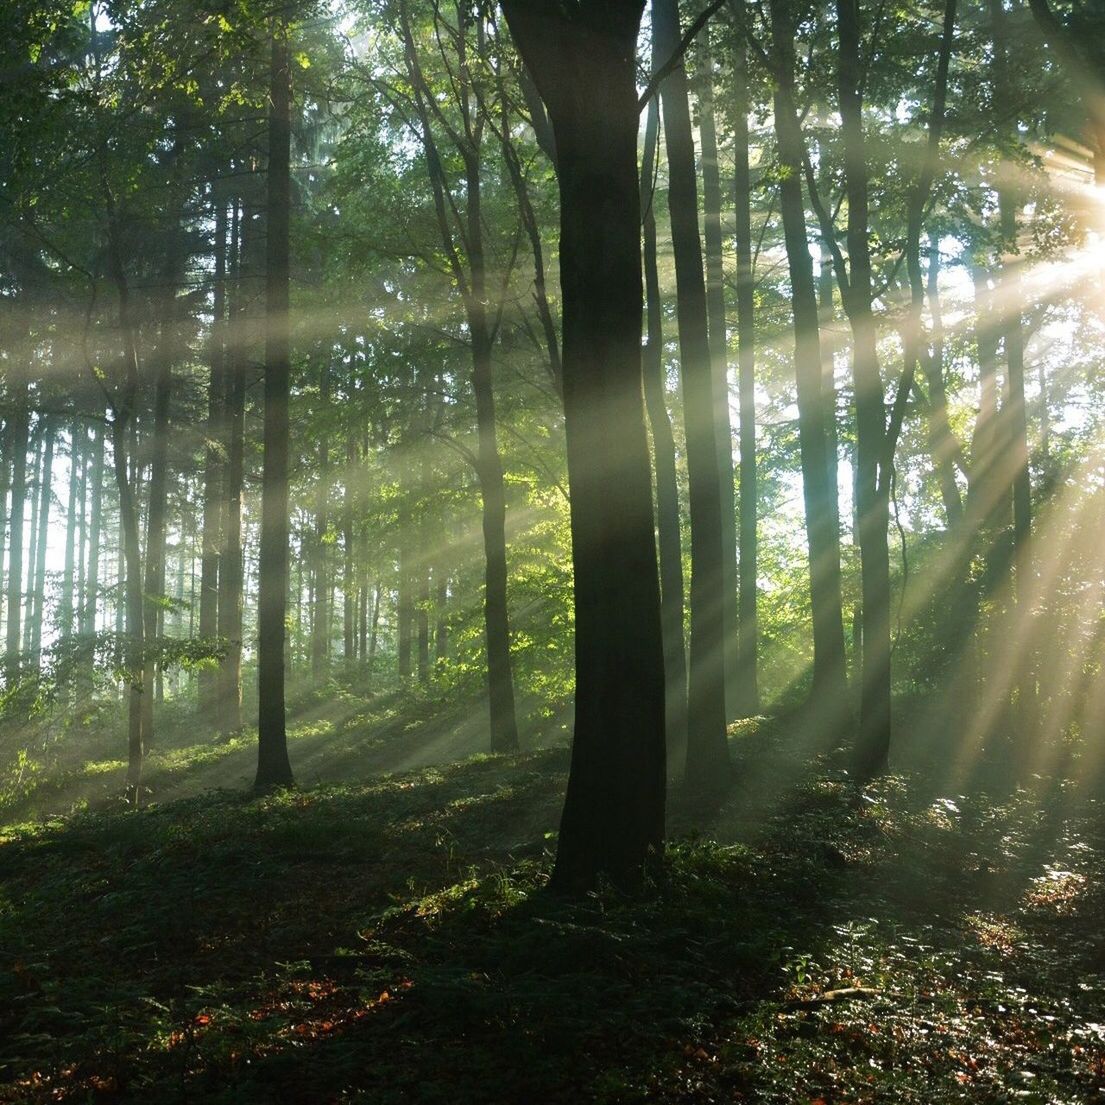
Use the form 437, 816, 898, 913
1, 689, 1104, 1103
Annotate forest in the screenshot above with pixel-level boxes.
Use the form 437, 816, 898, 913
1, 0, 1104, 1100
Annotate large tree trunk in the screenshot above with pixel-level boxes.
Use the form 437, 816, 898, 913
732, 41, 760, 716
654, 0, 729, 789
502, 0, 666, 893
697, 25, 740, 725
255, 22, 295, 792
769, 0, 849, 705
641, 91, 689, 763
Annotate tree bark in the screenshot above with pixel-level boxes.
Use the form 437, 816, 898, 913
219, 195, 245, 733
654, 0, 730, 789
198, 195, 227, 716
80, 423, 104, 638
30, 420, 55, 661
834, 0, 891, 778
641, 90, 689, 762
502, 0, 666, 893
990, 0, 1035, 729
60, 425, 82, 640
732, 41, 760, 715
311, 354, 331, 677
697, 24, 740, 725
768, 0, 849, 704
255, 21, 295, 792
4, 382, 28, 681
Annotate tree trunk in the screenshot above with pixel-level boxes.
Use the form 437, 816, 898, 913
141, 344, 172, 752
311, 357, 331, 678
23, 422, 44, 657
4, 379, 29, 682
654, 0, 729, 789
769, 0, 849, 704
368, 583, 381, 674
343, 439, 356, 662
641, 90, 689, 763
832, 0, 893, 778
219, 196, 245, 733
434, 569, 448, 667
60, 425, 82, 639
80, 423, 104, 638
502, 0, 666, 893
397, 505, 413, 679
198, 196, 227, 716
732, 41, 760, 716
29, 420, 55, 661
255, 21, 295, 792
697, 24, 740, 725
470, 327, 521, 751
922, 243, 964, 528
991, 0, 1035, 732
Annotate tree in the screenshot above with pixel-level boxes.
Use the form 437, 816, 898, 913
255, 17, 296, 793
502, 0, 667, 892
763, 0, 849, 707
653, 0, 731, 790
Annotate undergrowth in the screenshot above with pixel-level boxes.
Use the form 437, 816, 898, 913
1, 725, 1103, 1103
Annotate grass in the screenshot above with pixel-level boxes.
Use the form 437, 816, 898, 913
1, 694, 1104, 1102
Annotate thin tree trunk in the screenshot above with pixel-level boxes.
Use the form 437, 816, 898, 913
398, 1, 519, 751
732, 41, 760, 715
343, 439, 356, 661
655, 0, 729, 789
434, 568, 448, 667
141, 343, 172, 751
368, 583, 381, 675
218, 196, 245, 733
397, 505, 412, 678
4, 379, 29, 681
23, 423, 44, 657
311, 357, 330, 677
59, 426, 82, 639
198, 196, 227, 715
75, 431, 87, 638
30, 421, 55, 661
991, 0, 1035, 731
697, 24, 740, 725
641, 89, 689, 764
255, 21, 295, 791
923, 242, 964, 527
0, 412, 11, 641
768, 0, 849, 704
80, 424, 104, 638
835, 0, 891, 778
